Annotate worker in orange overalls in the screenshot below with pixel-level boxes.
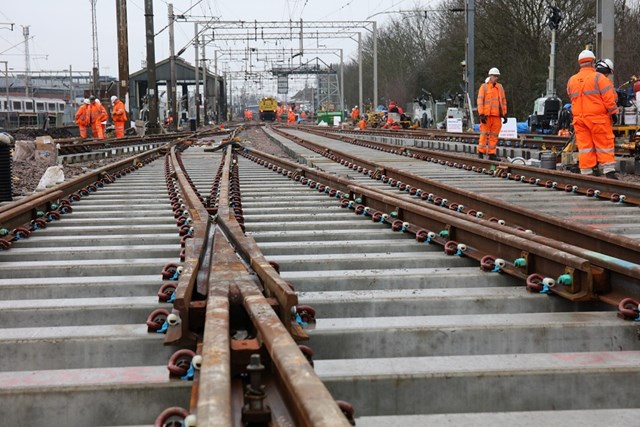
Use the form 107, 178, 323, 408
75, 98, 90, 138
88, 96, 103, 139
287, 109, 296, 125
567, 50, 619, 179
477, 67, 507, 161
95, 99, 108, 138
276, 104, 283, 123
110, 95, 128, 138
358, 116, 367, 130
350, 105, 359, 123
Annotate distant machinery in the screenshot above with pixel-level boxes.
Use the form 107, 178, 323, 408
528, 2, 563, 134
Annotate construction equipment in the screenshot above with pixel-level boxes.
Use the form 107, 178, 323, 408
559, 132, 579, 172
412, 90, 436, 128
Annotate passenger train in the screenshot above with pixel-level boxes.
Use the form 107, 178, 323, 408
0, 96, 67, 128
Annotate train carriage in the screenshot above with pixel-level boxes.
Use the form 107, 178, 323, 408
0, 96, 66, 128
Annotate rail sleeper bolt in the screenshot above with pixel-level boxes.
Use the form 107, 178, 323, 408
242, 354, 271, 424
557, 274, 573, 286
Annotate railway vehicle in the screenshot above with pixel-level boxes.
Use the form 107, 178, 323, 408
0, 96, 67, 128
258, 96, 278, 121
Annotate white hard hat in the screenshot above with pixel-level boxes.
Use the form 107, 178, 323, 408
485, 77, 490, 83
595, 59, 614, 74
96, 99, 101, 104
488, 67, 500, 76
83, 98, 90, 105
578, 49, 595, 63
110, 95, 118, 103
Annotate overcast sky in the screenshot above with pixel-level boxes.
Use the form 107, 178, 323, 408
0, 0, 434, 75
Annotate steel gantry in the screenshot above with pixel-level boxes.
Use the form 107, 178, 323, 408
170, 15, 378, 117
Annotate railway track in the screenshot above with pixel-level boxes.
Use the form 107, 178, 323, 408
2, 124, 640, 425
313, 125, 637, 166
234, 135, 640, 424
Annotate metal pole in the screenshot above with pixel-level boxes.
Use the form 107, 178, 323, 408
214, 50, 218, 122
3, 62, 9, 127
466, 0, 475, 110
168, 3, 177, 130
116, 0, 130, 103
546, 27, 557, 97
201, 34, 207, 125
372, 21, 378, 108
339, 48, 344, 121
144, 0, 159, 131
596, 0, 615, 67
69, 65, 73, 104
23, 26, 30, 97
358, 32, 363, 115
194, 23, 200, 127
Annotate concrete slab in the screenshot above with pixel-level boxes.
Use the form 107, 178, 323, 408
269, 251, 476, 271
0, 296, 166, 327
0, 244, 181, 261
0, 324, 177, 371
0, 275, 162, 300
316, 351, 640, 415
298, 287, 602, 317
306, 311, 633, 359
0, 257, 178, 278
281, 267, 515, 291
356, 409, 640, 427
0, 366, 191, 426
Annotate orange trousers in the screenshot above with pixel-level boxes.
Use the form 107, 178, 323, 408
478, 115, 502, 155
114, 121, 126, 138
91, 122, 105, 139
78, 125, 88, 138
573, 115, 615, 171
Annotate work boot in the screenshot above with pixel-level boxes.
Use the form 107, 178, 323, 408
605, 171, 619, 180
478, 153, 484, 159
488, 154, 500, 161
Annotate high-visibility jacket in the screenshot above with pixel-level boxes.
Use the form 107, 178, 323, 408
89, 102, 102, 125
477, 82, 507, 117
97, 103, 109, 124
566, 67, 618, 117
75, 104, 90, 126
111, 99, 127, 123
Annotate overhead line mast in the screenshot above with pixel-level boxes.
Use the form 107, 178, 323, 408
90, 0, 100, 95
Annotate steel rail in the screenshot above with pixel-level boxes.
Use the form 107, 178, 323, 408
216, 145, 302, 338
164, 146, 213, 346
239, 144, 640, 304
0, 142, 171, 237
309, 125, 571, 149
207, 144, 349, 426
269, 126, 640, 266
303, 126, 640, 202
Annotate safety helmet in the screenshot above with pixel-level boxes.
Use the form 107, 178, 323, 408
111, 95, 118, 103
596, 58, 614, 74
83, 98, 90, 105
578, 49, 595, 63
95, 99, 101, 104
488, 67, 500, 76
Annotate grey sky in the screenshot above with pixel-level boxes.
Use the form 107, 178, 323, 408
0, 0, 428, 77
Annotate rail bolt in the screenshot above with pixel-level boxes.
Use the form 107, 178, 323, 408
167, 349, 196, 377
617, 298, 640, 321
154, 407, 189, 427
146, 308, 170, 333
